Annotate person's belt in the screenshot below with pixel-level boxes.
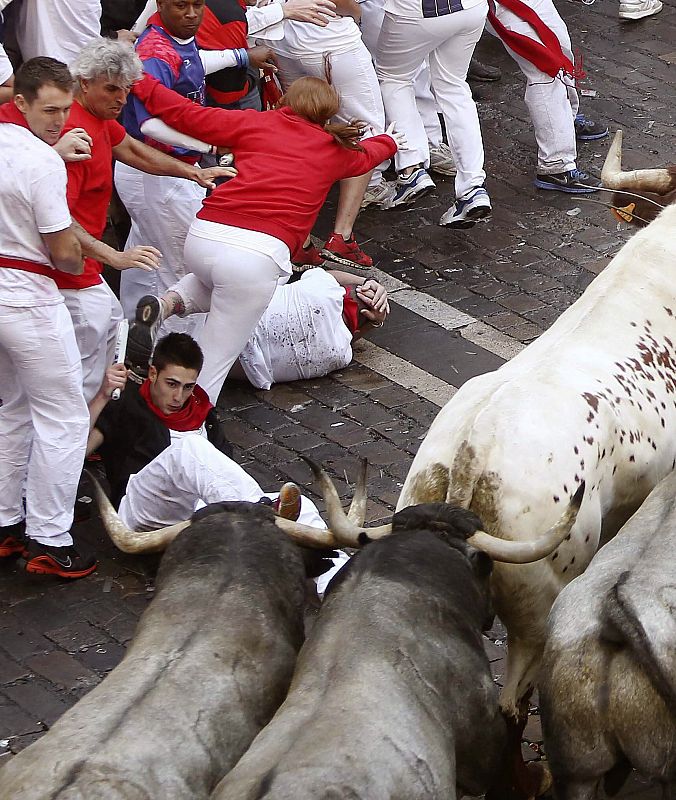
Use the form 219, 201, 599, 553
0, 255, 55, 278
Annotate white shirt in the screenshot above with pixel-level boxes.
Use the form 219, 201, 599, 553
17, 0, 102, 64
0, 123, 71, 307
262, 15, 362, 59
239, 269, 354, 390
383, 0, 485, 19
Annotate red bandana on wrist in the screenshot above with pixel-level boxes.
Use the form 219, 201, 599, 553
139, 379, 213, 431
0, 102, 31, 130
342, 286, 360, 334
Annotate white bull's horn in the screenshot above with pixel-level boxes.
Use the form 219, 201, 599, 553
303, 458, 392, 547
347, 458, 368, 526
86, 470, 190, 554
601, 130, 673, 193
467, 482, 585, 564
273, 517, 342, 549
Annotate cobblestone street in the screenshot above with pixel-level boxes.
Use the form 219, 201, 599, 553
1, 0, 674, 794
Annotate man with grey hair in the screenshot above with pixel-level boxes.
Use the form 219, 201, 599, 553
56, 38, 232, 403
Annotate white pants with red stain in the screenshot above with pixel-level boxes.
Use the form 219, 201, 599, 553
0, 301, 89, 545
114, 162, 206, 340
486, 0, 579, 174
376, 4, 488, 198
119, 434, 325, 531
61, 280, 124, 404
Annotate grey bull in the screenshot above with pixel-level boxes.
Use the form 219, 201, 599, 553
540, 469, 676, 800
0, 503, 308, 800
205, 453, 584, 800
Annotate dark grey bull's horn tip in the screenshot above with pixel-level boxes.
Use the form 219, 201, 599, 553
300, 455, 323, 479
573, 481, 585, 507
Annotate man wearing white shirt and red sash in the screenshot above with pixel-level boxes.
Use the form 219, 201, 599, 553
0, 58, 96, 579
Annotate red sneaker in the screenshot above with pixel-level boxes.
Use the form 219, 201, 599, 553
24, 541, 97, 579
322, 233, 373, 268
293, 243, 327, 271
0, 522, 27, 558
0, 535, 27, 558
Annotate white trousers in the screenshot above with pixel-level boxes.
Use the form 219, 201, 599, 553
0, 302, 89, 545
487, 0, 578, 174
376, 5, 487, 198
360, 0, 444, 152
274, 44, 387, 187
183, 223, 285, 404
61, 280, 123, 403
114, 162, 206, 339
119, 435, 325, 531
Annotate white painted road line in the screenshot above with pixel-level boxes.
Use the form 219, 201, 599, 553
353, 340, 458, 408
367, 265, 525, 359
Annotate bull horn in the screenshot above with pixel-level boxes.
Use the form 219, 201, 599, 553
467, 482, 585, 564
273, 516, 341, 549
86, 470, 190, 554
347, 458, 368, 526
601, 130, 673, 193
302, 458, 392, 547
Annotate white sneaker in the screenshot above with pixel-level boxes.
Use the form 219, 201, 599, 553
618, 0, 662, 19
390, 167, 436, 207
429, 143, 457, 177
440, 186, 492, 229
360, 177, 396, 210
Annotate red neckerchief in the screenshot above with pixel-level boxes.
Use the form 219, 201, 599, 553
487, 0, 584, 80
342, 286, 360, 334
0, 101, 30, 130
139, 379, 213, 432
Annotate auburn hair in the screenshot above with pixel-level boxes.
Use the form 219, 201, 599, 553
279, 77, 365, 152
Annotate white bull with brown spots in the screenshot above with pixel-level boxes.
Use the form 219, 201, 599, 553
398, 203, 676, 742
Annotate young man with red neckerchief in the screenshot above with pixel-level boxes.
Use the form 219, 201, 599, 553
87, 333, 325, 535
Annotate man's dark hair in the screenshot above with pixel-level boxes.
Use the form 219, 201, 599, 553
14, 57, 74, 102
151, 333, 204, 374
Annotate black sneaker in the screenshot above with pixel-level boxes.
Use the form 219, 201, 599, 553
24, 540, 97, 579
0, 521, 27, 558
574, 113, 609, 142
534, 169, 600, 194
468, 57, 502, 82
126, 295, 163, 379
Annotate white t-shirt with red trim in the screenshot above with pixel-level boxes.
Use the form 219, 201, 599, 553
0, 123, 71, 307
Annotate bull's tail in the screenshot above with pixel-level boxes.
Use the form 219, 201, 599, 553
602, 572, 676, 717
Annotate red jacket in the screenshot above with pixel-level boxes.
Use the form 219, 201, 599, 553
132, 75, 397, 255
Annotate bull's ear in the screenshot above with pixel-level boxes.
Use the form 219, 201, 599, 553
469, 549, 493, 579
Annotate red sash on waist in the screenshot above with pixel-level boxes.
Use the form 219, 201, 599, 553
0, 255, 55, 278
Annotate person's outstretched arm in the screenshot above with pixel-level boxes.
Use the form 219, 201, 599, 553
132, 74, 258, 149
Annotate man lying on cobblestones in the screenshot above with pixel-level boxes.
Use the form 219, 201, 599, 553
126, 268, 389, 389
87, 332, 325, 534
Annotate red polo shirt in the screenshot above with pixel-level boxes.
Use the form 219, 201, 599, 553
53, 99, 126, 290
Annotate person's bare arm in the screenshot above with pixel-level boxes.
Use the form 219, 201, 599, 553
332, 0, 360, 21
113, 133, 235, 190
41, 227, 83, 274
87, 364, 127, 453
0, 73, 13, 104
282, 0, 337, 23
70, 219, 162, 272
53, 128, 93, 162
